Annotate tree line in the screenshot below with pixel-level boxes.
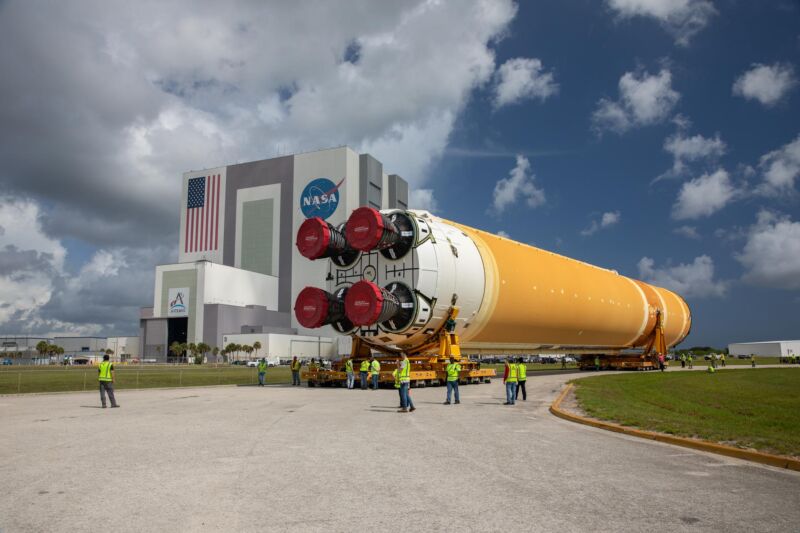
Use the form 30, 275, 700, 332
168, 341, 263, 364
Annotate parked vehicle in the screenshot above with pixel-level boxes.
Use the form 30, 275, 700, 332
1, 358, 12, 365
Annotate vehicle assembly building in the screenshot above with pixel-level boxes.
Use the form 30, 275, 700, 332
139, 147, 408, 362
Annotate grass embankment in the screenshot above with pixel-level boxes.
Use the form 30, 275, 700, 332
573, 369, 800, 457
0, 365, 292, 394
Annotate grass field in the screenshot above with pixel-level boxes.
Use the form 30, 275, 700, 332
670, 356, 783, 366
0, 365, 293, 394
573, 369, 800, 457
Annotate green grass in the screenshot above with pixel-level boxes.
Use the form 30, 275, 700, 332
0, 365, 293, 394
670, 356, 782, 366
573, 369, 800, 457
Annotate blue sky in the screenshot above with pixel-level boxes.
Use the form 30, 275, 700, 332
0, 1, 797, 347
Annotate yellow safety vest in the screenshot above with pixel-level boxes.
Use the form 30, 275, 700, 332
400, 360, 411, 382
446, 363, 461, 381
360, 360, 370, 372
345, 359, 353, 372
98, 361, 113, 382
291, 360, 301, 371
392, 369, 401, 389
507, 363, 518, 383
257, 362, 267, 372
370, 360, 381, 373
518, 363, 527, 380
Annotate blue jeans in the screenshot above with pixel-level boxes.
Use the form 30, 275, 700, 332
446, 380, 459, 403
372, 373, 379, 390
360, 371, 368, 389
505, 382, 516, 404
258, 372, 265, 386
346, 372, 354, 389
292, 371, 300, 386
400, 382, 414, 409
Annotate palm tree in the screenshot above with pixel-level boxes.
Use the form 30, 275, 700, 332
36, 340, 49, 357
196, 343, 210, 364
212, 346, 219, 362
169, 341, 182, 362
253, 341, 262, 359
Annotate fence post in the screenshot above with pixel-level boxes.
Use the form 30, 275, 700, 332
136, 371, 139, 388
18, 372, 22, 393
83, 371, 87, 391
179, 370, 182, 387
218, 368, 222, 385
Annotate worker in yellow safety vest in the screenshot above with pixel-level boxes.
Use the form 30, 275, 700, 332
392, 360, 402, 407
594, 356, 600, 371
398, 354, 415, 413
370, 356, 381, 390
515, 357, 527, 401
98, 354, 119, 408
345, 358, 355, 389
504, 358, 518, 405
290, 356, 302, 386
750, 354, 756, 368
707, 364, 715, 374
720, 353, 726, 367
443, 356, 461, 405
257, 359, 267, 387
359, 358, 370, 390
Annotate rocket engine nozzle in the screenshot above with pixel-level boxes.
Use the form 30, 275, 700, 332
296, 217, 349, 260
345, 207, 401, 252
294, 287, 348, 329
344, 280, 405, 326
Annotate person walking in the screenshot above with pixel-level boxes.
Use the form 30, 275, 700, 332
561, 357, 567, 369
359, 358, 370, 390
750, 354, 756, 368
370, 356, 381, 390
443, 356, 461, 405
290, 356, 301, 386
720, 353, 726, 367
398, 354, 415, 413
98, 354, 119, 408
658, 353, 666, 372
515, 357, 527, 401
257, 358, 267, 386
503, 358, 518, 405
345, 358, 355, 389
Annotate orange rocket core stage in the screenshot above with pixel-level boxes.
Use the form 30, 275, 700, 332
452, 223, 691, 352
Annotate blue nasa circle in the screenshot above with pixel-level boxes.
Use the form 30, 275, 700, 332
300, 177, 341, 220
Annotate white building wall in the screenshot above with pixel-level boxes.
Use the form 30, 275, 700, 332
221, 333, 337, 362
106, 337, 140, 358
728, 341, 800, 357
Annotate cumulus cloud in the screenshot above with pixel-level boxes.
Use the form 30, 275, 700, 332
656, 127, 726, 181
673, 225, 701, 240
607, 0, 717, 46
638, 255, 727, 298
736, 210, 800, 290
592, 69, 680, 134
493, 58, 558, 108
490, 155, 546, 214
672, 169, 737, 220
409, 189, 439, 213
756, 134, 800, 196
581, 211, 621, 236
733, 63, 798, 107
496, 230, 511, 238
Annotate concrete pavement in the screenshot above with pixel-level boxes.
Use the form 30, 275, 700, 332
1, 370, 798, 532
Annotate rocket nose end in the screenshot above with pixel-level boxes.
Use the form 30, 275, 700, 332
294, 287, 330, 328
296, 217, 331, 260
345, 207, 384, 252
344, 280, 384, 326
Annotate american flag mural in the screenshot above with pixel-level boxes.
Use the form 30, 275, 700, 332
185, 174, 221, 253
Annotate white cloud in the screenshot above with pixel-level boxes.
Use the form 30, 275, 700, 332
409, 188, 439, 213
672, 168, 736, 220
737, 210, 800, 290
581, 211, 621, 236
756, 134, 800, 195
733, 63, 797, 107
592, 69, 680, 134
491, 155, 546, 214
673, 225, 701, 239
496, 230, 511, 238
493, 58, 558, 108
658, 130, 726, 180
607, 0, 717, 46
638, 255, 727, 298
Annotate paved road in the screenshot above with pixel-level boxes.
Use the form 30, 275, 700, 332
1, 369, 798, 532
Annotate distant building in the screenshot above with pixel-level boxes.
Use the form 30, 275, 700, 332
139, 146, 408, 362
106, 337, 139, 361
54, 336, 107, 363
0, 336, 50, 363
727, 340, 800, 358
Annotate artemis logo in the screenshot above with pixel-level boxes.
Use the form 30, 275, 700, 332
300, 177, 343, 220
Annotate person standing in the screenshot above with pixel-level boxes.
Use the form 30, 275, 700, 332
98, 354, 119, 408
515, 357, 527, 401
398, 354, 415, 413
503, 358, 518, 405
720, 353, 726, 367
345, 358, 355, 389
392, 361, 402, 407
257, 358, 267, 386
687, 353, 693, 369
290, 356, 301, 386
561, 357, 567, 369
658, 354, 666, 372
359, 358, 370, 390
751, 354, 756, 368
443, 356, 461, 405
680, 354, 686, 368
370, 356, 381, 390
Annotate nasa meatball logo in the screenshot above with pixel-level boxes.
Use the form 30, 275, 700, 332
300, 177, 343, 220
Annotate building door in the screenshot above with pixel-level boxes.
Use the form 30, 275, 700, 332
167, 317, 188, 363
